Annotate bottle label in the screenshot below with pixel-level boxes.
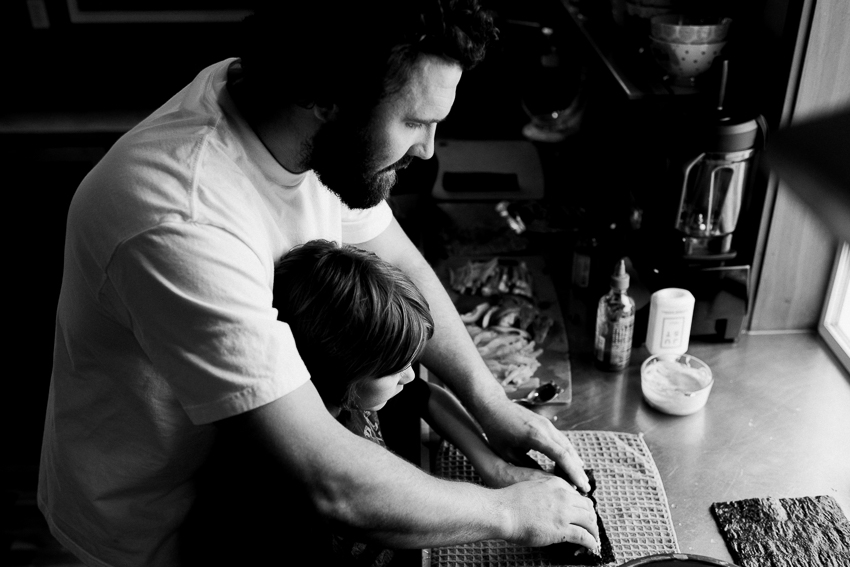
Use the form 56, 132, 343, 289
595, 313, 634, 368
609, 317, 634, 366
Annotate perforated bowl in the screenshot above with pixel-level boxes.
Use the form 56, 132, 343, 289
651, 15, 732, 44
648, 37, 726, 83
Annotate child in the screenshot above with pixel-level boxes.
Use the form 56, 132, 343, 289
273, 240, 551, 488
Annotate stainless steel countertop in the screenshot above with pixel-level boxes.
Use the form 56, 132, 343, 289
543, 328, 850, 561
425, 226, 849, 563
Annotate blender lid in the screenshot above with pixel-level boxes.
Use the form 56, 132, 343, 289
715, 116, 758, 135
707, 115, 760, 152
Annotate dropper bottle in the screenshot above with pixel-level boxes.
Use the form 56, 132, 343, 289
594, 259, 635, 371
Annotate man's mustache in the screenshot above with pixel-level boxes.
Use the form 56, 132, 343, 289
384, 155, 414, 173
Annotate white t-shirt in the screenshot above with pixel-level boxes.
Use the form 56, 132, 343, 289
37, 59, 393, 567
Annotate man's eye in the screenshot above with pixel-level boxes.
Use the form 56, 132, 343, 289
406, 122, 424, 130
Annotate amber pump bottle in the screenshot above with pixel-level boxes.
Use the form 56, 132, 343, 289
594, 259, 635, 371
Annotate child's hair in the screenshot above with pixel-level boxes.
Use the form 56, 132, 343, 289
273, 240, 434, 409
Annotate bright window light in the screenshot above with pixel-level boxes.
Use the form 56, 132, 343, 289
820, 242, 850, 373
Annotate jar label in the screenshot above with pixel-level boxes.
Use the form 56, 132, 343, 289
660, 317, 686, 349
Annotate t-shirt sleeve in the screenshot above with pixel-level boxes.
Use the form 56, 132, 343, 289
340, 199, 394, 244
107, 221, 311, 424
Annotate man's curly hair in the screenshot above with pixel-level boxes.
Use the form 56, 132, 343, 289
238, 0, 498, 110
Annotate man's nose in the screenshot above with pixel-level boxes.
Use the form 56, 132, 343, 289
409, 124, 436, 160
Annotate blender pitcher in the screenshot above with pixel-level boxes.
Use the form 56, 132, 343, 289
675, 114, 765, 257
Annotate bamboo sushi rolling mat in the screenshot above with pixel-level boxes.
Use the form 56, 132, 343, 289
429, 430, 680, 567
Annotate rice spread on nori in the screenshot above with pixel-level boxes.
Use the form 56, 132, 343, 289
711, 495, 850, 567
545, 469, 616, 566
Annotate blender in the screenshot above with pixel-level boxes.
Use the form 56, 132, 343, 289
674, 62, 767, 259
675, 119, 759, 257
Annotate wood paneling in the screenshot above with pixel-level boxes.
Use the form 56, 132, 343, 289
793, 1, 850, 121
750, 0, 850, 331
751, 185, 835, 330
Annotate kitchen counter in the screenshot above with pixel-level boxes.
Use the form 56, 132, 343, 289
536, 324, 850, 561
423, 217, 850, 563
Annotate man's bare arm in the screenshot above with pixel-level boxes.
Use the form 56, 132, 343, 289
216, 379, 598, 549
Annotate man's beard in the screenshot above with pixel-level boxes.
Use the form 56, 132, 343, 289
303, 117, 413, 210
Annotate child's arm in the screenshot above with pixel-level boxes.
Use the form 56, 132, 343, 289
418, 379, 552, 488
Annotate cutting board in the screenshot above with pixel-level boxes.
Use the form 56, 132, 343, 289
433, 255, 571, 403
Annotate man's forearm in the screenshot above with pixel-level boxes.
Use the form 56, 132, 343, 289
411, 258, 506, 411
329, 435, 512, 547
226, 381, 515, 548
356, 219, 506, 415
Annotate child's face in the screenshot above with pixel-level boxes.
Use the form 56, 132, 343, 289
357, 365, 416, 411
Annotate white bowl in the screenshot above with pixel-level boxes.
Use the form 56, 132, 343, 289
648, 37, 726, 83
641, 353, 713, 416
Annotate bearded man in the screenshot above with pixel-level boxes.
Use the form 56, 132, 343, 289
38, 2, 598, 565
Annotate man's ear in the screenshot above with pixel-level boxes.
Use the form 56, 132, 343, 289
313, 102, 339, 123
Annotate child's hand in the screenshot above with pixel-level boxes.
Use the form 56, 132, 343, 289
479, 458, 555, 488
472, 397, 590, 493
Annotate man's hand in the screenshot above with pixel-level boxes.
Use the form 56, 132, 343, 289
500, 476, 599, 549
476, 398, 590, 493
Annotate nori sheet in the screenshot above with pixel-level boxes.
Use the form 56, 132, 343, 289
544, 469, 616, 566
711, 495, 850, 567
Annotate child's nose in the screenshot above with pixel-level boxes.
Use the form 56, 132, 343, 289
399, 366, 415, 385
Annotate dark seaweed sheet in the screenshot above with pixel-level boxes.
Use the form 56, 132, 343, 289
544, 469, 616, 566
711, 495, 850, 567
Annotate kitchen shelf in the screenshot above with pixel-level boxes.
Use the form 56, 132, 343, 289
558, 0, 701, 100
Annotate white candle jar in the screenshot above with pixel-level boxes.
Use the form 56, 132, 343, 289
646, 288, 695, 355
